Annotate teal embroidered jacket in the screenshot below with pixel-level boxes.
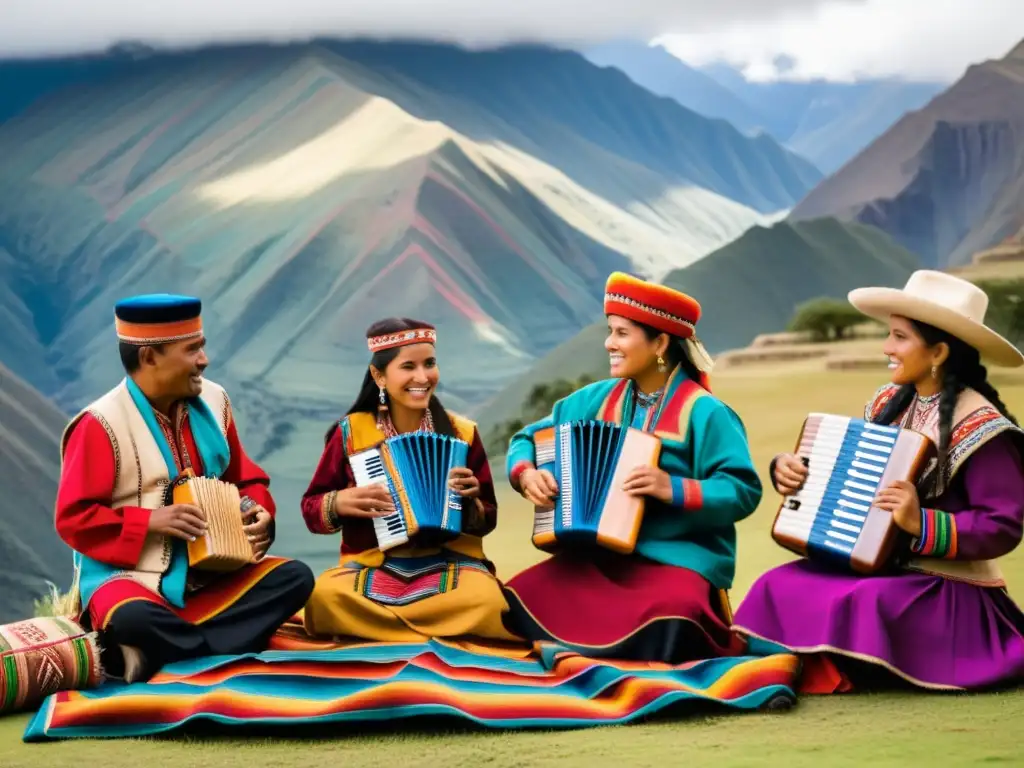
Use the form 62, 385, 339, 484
506, 367, 762, 589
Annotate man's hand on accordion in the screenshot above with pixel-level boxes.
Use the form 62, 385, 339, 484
448, 467, 481, 498
334, 485, 396, 518
148, 503, 208, 541
874, 480, 923, 537
241, 504, 273, 561
621, 465, 673, 504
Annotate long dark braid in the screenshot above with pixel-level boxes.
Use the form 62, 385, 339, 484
873, 319, 1018, 478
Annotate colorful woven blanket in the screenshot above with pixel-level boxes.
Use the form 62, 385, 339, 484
23, 625, 800, 741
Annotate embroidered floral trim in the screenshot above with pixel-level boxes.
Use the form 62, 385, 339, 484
320, 491, 341, 533
367, 328, 437, 353
911, 507, 958, 559
604, 292, 696, 331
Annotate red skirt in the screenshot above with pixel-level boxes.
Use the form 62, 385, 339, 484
502, 550, 746, 663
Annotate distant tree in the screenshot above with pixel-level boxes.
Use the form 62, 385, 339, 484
973, 278, 1024, 344
788, 297, 867, 342
486, 373, 596, 456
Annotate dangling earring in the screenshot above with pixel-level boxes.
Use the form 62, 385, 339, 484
657, 355, 667, 373
377, 385, 388, 416
931, 365, 938, 379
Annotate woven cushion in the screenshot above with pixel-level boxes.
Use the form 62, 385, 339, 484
0, 616, 103, 714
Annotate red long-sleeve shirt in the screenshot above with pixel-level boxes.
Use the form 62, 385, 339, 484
55, 403, 275, 569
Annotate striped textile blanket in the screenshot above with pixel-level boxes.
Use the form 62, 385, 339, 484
23, 622, 800, 741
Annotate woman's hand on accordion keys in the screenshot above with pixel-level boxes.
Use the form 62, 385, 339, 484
448, 467, 480, 498
333, 485, 396, 518
519, 467, 559, 508
774, 453, 809, 495
874, 480, 923, 537
621, 465, 673, 503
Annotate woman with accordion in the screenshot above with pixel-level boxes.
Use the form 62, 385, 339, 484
733, 271, 1024, 692
298, 318, 521, 645
502, 272, 763, 663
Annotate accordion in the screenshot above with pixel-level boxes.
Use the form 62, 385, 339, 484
172, 470, 255, 572
350, 431, 470, 551
771, 413, 935, 574
532, 420, 662, 554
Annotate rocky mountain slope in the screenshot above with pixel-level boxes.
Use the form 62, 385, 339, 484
790, 39, 1024, 268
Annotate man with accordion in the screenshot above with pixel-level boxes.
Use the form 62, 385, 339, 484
502, 272, 762, 663
734, 271, 1024, 693
54, 294, 315, 684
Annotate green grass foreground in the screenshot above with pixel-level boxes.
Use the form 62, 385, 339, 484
4, 364, 1024, 765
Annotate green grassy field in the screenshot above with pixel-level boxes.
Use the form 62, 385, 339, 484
3, 362, 1024, 766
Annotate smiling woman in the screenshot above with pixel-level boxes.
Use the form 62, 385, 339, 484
298, 318, 522, 645
501, 272, 762, 663
734, 270, 1024, 693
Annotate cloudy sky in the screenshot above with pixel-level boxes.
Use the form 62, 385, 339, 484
1, 0, 1019, 83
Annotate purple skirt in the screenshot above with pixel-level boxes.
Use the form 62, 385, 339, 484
732, 560, 1024, 690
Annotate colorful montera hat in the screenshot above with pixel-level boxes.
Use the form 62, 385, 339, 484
604, 272, 715, 389
114, 294, 203, 345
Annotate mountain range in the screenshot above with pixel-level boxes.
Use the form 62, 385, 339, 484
0, 38, 822, 585
584, 41, 946, 175
3, 34, 1023, 599
791, 39, 1024, 268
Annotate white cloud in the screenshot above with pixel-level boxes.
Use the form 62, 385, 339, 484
657, 0, 1022, 82
0, 0, 842, 57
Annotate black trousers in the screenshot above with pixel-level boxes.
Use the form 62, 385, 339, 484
99, 560, 314, 678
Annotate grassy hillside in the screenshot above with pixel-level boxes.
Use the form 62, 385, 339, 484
476, 217, 921, 437
4, 353, 1023, 764
0, 363, 73, 622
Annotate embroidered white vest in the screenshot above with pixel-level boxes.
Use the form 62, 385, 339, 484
60, 378, 231, 593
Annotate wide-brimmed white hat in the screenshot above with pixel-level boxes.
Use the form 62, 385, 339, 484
848, 270, 1024, 368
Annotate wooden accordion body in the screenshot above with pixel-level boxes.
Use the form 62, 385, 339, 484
771, 413, 935, 574
173, 469, 254, 571
349, 431, 470, 552
532, 420, 662, 555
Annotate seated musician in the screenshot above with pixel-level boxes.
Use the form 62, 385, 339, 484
502, 272, 762, 662
733, 270, 1024, 692
56, 294, 315, 683
300, 318, 521, 644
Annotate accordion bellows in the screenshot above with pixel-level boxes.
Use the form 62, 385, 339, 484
772, 413, 935, 574
532, 420, 662, 555
350, 432, 470, 551
174, 472, 254, 571
0, 616, 103, 715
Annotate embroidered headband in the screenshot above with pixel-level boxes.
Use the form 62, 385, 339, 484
114, 294, 203, 345
367, 328, 437, 354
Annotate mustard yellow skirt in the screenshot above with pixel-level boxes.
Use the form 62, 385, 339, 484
303, 549, 522, 644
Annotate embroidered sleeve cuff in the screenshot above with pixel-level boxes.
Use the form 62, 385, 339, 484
509, 461, 534, 490
673, 478, 703, 512
910, 507, 958, 559
319, 491, 342, 534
